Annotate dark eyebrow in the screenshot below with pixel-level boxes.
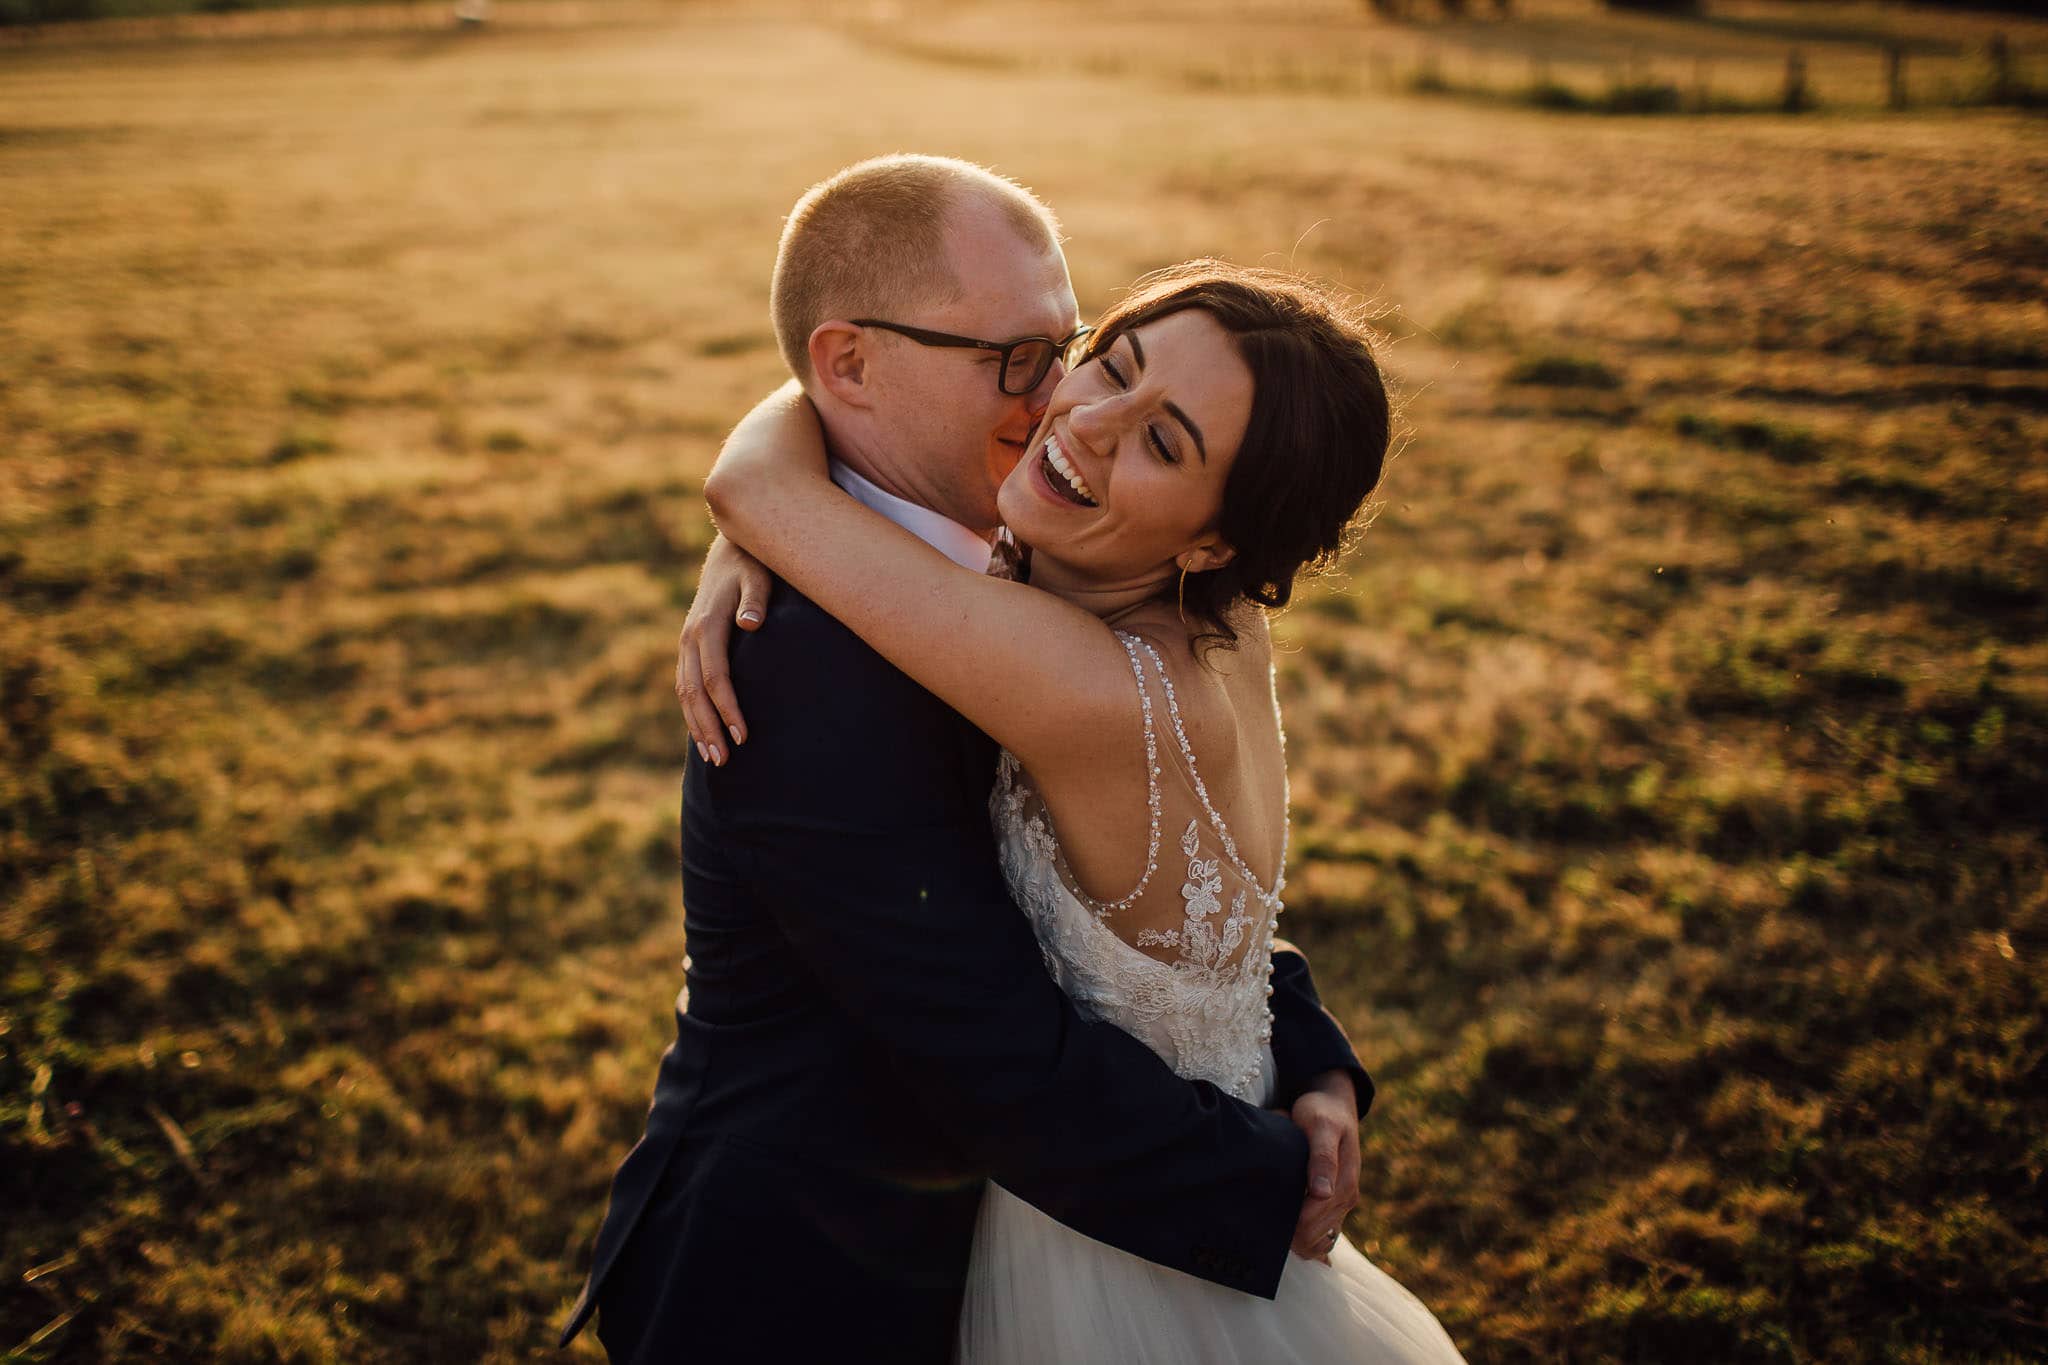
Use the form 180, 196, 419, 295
1125, 329, 1208, 463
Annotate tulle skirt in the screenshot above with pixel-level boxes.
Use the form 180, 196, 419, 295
957, 1183, 1467, 1365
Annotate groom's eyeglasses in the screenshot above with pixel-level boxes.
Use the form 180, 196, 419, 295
852, 319, 1094, 397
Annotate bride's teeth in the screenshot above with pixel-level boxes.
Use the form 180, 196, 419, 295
1043, 434, 1097, 504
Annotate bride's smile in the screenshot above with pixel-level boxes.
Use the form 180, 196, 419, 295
1033, 430, 1097, 507
1001, 309, 1253, 600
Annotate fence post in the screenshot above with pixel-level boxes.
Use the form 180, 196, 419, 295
1418, 45, 1443, 91
1783, 47, 1810, 112
1885, 44, 1906, 110
1988, 33, 2011, 104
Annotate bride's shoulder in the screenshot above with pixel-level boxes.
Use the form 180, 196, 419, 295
1111, 606, 1269, 752
1114, 603, 1271, 676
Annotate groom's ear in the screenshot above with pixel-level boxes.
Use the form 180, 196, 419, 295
809, 321, 874, 408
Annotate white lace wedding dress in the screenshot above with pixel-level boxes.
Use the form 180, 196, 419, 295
957, 632, 1467, 1365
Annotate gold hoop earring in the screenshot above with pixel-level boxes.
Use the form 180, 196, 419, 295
1177, 563, 1190, 624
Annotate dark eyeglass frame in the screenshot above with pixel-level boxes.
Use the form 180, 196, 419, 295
851, 319, 1094, 396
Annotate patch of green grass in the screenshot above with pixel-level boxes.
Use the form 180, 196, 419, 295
1674, 411, 1823, 464
1431, 296, 1518, 351
695, 332, 774, 359
1507, 352, 1626, 389
1600, 80, 1684, 115
264, 427, 336, 464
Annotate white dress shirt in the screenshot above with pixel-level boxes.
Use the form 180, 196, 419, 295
829, 460, 994, 574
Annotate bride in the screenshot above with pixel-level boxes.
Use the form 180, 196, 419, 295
696, 259, 1465, 1364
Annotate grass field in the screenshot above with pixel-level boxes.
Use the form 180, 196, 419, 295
4, 0, 2046, 1360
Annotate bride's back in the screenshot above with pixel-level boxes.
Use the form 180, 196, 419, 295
1015, 602, 1290, 978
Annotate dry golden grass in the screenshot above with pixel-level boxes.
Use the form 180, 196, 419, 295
3, 1, 2046, 1360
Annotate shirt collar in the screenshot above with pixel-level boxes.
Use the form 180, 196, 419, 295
829, 460, 993, 574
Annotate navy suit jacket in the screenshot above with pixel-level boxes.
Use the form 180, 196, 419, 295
562, 585, 1370, 1362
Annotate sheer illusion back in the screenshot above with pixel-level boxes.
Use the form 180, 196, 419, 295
989, 630, 1287, 1103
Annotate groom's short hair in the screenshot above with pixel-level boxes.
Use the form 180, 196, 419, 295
771, 154, 1064, 385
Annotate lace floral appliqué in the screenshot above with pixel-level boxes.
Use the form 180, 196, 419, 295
986, 632, 1284, 1102
1135, 821, 1254, 986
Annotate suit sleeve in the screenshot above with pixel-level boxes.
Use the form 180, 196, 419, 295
705, 593, 1310, 1299
1266, 943, 1374, 1117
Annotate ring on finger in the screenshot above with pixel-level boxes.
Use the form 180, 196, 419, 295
1321, 1227, 1340, 1246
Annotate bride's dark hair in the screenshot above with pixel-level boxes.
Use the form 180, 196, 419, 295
1079, 260, 1392, 656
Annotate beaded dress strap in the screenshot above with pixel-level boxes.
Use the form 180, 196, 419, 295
1067, 633, 1166, 919
1125, 637, 1286, 908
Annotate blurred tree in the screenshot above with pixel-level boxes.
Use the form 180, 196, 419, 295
0, 0, 101, 23
1601, 0, 1702, 12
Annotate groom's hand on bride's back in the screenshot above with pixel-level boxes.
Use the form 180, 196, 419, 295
1288, 1069, 1362, 1265
677, 534, 774, 768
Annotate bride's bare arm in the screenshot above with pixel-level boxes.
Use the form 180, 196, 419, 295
703, 386, 1135, 780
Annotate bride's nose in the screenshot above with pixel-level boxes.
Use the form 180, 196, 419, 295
1065, 391, 1127, 461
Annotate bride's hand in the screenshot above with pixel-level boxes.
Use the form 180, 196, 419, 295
676, 533, 774, 766
1287, 1070, 1361, 1265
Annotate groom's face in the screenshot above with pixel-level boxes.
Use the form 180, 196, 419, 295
874, 198, 1080, 534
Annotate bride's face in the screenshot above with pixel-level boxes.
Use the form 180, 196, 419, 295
997, 308, 1252, 591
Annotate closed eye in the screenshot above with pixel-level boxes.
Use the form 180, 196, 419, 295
1101, 344, 1174, 462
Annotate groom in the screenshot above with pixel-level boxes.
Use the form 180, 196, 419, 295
562, 155, 1370, 1363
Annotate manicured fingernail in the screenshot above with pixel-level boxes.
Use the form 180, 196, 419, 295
1313, 1177, 1333, 1197
738, 610, 761, 626
695, 742, 709, 763
728, 724, 744, 746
